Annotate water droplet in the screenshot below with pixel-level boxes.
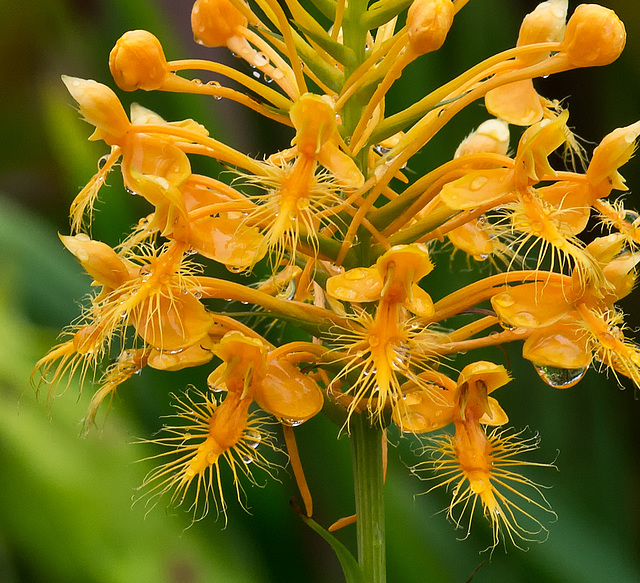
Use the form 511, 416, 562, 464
192, 78, 203, 86
98, 155, 110, 169
226, 265, 245, 274
498, 318, 517, 331
75, 233, 91, 242
345, 268, 368, 281
333, 286, 359, 300
252, 52, 269, 67
271, 69, 284, 80
623, 209, 640, 225
276, 279, 296, 300
374, 164, 390, 180
245, 429, 261, 449
206, 451, 218, 463
469, 176, 488, 191
493, 292, 515, 308
125, 186, 137, 196
533, 363, 588, 388
373, 144, 391, 156
279, 417, 303, 427
75, 249, 90, 262
512, 311, 538, 327
242, 454, 253, 464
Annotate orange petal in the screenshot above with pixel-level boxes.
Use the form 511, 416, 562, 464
392, 386, 455, 433
491, 282, 571, 329
148, 335, 215, 371
326, 267, 383, 302
255, 359, 324, 423
447, 218, 493, 259
478, 396, 509, 426
132, 292, 213, 351
439, 167, 514, 210
537, 181, 592, 235
485, 79, 544, 126
522, 321, 591, 370
189, 216, 266, 269
457, 361, 511, 395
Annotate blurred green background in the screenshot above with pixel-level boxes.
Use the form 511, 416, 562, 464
1, 1, 639, 582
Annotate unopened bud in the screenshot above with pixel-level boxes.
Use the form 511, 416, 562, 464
562, 4, 626, 68
455, 119, 510, 158
518, 0, 568, 47
587, 120, 640, 196
407, 0, 455, 55
191, 0, 248, 47
109, 30, 169, 92
61, 76, 129, 144
60, 234, 131, 289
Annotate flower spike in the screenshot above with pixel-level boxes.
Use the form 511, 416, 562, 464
38, 0, 640, 557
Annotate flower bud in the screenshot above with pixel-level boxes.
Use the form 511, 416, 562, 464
407, 0, 455, 55
60, 234, 131, 289
109, 30, 169, 91
518, 0, 568, 47
61, 76, 129, 144
455, 119, 510, 158
587, 121, 640, 196
191, 0, 248, 47
562, 4, 626, 68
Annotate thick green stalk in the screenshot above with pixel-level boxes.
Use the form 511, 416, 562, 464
342, 4, 387, 581
350, 415, 386, 583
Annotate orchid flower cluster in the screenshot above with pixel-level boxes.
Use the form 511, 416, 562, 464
36, 0, 639, 575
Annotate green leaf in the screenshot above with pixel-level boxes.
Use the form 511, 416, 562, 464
295, 507, 365, 583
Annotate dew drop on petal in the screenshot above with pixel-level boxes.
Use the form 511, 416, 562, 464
345, 268, 368, 281
279, 417, 303, 427
533, 363, 588, 388
253, 52, 269, 67
493, 292, 515, 308
512, 311, 538, 327
469, 176, 488, 191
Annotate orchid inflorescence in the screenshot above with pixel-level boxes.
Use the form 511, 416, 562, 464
35, 0, 639, 559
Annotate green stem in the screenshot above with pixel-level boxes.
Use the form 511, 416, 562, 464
350, 415, 386, 583
342, 4, 386, 579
